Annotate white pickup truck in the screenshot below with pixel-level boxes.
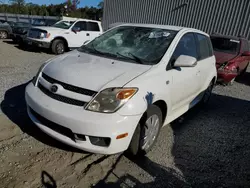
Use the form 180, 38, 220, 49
26, 18, 103, 54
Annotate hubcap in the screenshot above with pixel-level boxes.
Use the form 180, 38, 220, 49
203, 83, 213, 102
56, 43, 64, 54
0, 31, 7, 39
141, 114, 160, 150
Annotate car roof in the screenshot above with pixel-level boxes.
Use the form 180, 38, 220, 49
111, 23, 209, 36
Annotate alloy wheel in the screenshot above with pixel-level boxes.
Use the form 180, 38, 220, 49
0, 31, 7, 39
141, 114, 160, 151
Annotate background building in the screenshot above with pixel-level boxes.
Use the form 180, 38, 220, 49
103, 0, 250, 39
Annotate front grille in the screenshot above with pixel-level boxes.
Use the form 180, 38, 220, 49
29, 107, 75, 141
42, 73, 97, 97
28, 29, 46, 38
38, 83, 86, 106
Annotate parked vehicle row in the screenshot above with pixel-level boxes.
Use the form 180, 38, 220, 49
1, 20, 249, 156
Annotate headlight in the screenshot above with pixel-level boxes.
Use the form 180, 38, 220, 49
40, 32, 50, 39
86, 88, 138, 113
32, 63, 47, 86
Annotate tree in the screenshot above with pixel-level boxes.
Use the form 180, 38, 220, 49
98, 1, 104, 9
9, 0, 25, 13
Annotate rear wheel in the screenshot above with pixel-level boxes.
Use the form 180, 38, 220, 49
127, 105, 162, 157
51, 39, 66, 55
201, 81, 214, 104
0, 31, 8, 39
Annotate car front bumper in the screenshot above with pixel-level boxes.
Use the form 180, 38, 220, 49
25, 83, 142, 155
25, 37, 51, 49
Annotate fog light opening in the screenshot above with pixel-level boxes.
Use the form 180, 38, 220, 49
89, 136, 111, 147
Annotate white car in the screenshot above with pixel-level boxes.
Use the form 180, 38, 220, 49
25, 24, 217, 156
25, 18, 103, 54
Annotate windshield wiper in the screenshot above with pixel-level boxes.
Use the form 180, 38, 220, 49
117, 52, 144, 64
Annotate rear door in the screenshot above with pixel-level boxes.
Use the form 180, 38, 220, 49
169, 32, 201, 111
194, 33, 215, 86
86, 21, 102, 41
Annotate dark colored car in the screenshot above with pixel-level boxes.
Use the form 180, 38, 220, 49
31, 18, 58, 27
211, 34, 250, 85
11, 22, 31, 43
0, 22, 13, 39
11, 19, 58, 43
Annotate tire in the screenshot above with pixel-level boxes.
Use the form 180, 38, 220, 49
51, 39, 66, 55
200, 80, 214, 104
0, 30, 8, 39
126, 105, 163, 157
240, 63, 249, 76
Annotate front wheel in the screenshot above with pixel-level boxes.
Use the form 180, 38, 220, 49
51, 39, 66, 55
126, 105, 162, 157
0, 31, 8, 39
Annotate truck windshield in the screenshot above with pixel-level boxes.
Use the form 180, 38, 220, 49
52, 21, 75, 29
78, 26, 177, 65
211, 37, 240, 54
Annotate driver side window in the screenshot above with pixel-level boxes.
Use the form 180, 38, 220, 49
72, 21, 87, 31
169, 33, 198, 68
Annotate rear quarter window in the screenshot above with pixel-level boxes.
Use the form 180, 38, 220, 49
196, 34, 213, 60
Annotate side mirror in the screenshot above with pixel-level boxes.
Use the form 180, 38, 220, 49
72, 27, 80, 34
173, 55, 197, 67
242, 51, 250, 56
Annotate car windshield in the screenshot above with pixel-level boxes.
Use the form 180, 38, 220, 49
211, 37, 240, 54
32, 19, 46, 26
78, 26, 177, 65
52, 21, 75, 29
15, 22, 30, 27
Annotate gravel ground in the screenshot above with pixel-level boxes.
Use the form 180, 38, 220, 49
0, 40, 250, 188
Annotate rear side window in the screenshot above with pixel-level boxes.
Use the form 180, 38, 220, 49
241, 40, 249, 52
87, 22, 100, 31
196, 34, 213, 60
171, 33, 198, 60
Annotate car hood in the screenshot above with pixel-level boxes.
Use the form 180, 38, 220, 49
214, 51, 238, 64
42, 50, 152, 91
32, 26, 65, 32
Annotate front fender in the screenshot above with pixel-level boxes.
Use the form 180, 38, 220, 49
117, 69, 172, 116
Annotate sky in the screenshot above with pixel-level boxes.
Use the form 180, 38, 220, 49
26, 0, 102, 7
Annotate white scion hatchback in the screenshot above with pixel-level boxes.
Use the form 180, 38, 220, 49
25, 24, 217, 156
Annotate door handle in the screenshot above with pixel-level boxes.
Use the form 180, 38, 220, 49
86, 33, 90, 36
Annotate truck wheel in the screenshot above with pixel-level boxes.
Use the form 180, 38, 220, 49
52, 39, 65, 55
0, 31, 8, 39
126, 105, 162, 157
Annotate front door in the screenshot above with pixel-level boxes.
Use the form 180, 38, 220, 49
169, 33, 201, 111
67, 21, 89, 48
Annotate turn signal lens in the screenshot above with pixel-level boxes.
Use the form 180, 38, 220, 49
116, 133, 128, 139
46, 33, 51, 38
116, 89, 137, 100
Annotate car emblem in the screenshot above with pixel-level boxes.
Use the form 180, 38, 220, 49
50, 85, 58, 93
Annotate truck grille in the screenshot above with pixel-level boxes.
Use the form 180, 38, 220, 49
28, 28, 45, 38
29, 107, 75, 141
42, 73, 97, 97
38, 83, 86, 107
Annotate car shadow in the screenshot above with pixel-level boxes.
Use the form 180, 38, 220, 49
236, 71, 250, 86
3, 40, 17, 44
14, 43, 52, 54
0, 81, 85, 153
92, 93, 250, 187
